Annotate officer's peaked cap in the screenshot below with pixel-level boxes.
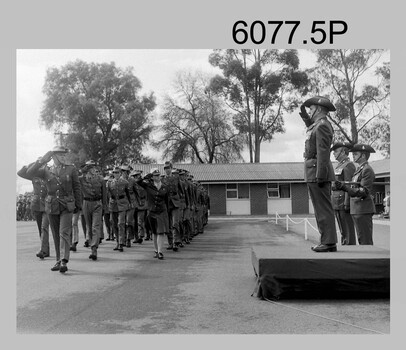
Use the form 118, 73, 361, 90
164, 161, 173, 169
52, 145, 69, 153
303, 96, 336, 112
130, 169, 142, 176
150, 168, 160, 175
349, 143, 376, 153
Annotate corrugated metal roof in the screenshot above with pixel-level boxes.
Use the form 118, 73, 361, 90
131, 159, 390, 183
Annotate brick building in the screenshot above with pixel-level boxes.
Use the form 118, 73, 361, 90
132, 159, 390, 216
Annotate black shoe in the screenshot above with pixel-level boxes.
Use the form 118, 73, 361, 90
99, 238, 103, 244
153, 251, 158, 258
51, 262, 61, 271
158, 252, 164, 260
137, 238, 143, 244
118, 245, 124, 252
113, 244, 120, 251
172, 246, 178, 252
126, 240, 131, 248
178, 242, 184, 248
145, 237, 150, 241
36, 251, 45, 259
166, 245, 173, 250
311, 244, 337, 252
106, 238, 111, 241
70, 245, 77, 252
59, 264, 68, 273
84, 241, 89, 248
185, 239, 190, 244
89, 254, 97, 260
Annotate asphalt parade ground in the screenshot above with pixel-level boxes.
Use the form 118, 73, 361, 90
15, 216, 391, 337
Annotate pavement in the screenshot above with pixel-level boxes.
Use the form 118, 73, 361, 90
14, 216, 393, 340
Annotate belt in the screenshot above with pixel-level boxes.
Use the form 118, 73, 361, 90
84, 196, 102, 201
111, 195, 125, 200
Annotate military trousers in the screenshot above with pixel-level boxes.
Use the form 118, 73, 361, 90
137, 210, 147, 238
196, 204, 204, 234
182, 207, 192, 240
110, 211, 126, 245
167, 207, 181, 245
352, 213, 374, 245
71, 210, 81, 245
334, 209, 356, 245
48, 210, 73, 263
307, 182, 337, 245
38, 211, 50, 255
83, 200, 103, 249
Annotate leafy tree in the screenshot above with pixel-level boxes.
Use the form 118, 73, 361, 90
154, 70, 244, 163
40, 60, 156, 169
308, 49, 389, 155
208, 49, 309, 163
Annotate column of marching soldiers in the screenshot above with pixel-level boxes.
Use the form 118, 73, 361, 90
18, 152, 210, 273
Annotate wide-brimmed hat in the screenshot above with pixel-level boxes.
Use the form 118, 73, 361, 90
349, 143, 376, 153
330, 142, 353, 152
303, 96, 336, 112
52, 145, 69, 153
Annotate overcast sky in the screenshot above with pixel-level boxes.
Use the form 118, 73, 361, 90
16, 49, 389, 194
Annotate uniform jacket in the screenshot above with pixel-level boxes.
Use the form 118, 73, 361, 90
79, 174, 107, 207
331, 157, 356, 210
135, 178, 169, 214
107, 177, 131, 212
17, 165, 47, 212
25, 160, 81, 215
347, 161, 376, 215
303, 115, 335, 182
133, 182, 149, 211
179, 178, 190, 209
162, 175, 184, 208
126, 176, 138, 205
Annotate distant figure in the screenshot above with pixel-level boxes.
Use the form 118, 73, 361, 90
383, 191, 390, 218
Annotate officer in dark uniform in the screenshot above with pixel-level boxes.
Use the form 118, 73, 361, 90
300, 96, 337, 252
130, 169, 150, 241
26, 146, 82, 273
330, 142, 357, 245
335, 144, 376, 245
17, 163, 50, 259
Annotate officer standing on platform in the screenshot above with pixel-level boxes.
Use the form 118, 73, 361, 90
26, 146, 82, 273
17, 163, 50, 259
79, 161, 107, 260
331, 142, 357, 245
299, 96, 337, 252
335, 144, 376, 245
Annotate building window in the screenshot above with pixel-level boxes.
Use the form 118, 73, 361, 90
374, 192, 384, 204
267, 183, 291, 198
226, 183, 250, 199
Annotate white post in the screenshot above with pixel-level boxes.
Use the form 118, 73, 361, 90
275, 212, 278, 224
286, 215, 289, 231
305, 219, 308, 240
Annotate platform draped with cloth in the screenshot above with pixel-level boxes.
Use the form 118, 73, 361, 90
251, 245, 389, 300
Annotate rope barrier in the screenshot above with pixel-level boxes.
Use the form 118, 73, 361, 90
273, 212, 319, 240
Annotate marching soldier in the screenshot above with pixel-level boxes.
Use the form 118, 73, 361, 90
79, 161, 107, 260
331, 142, 357, 245
299, 96, 337, 252
130, 169, 150, 242
335, 144, 376, 245
162, 161, 184, 251
178, 169, 191, 244
107, 166, 131, 252
103, 169, 114, 241
25, 146, 82, 273
17, 163, 50, 259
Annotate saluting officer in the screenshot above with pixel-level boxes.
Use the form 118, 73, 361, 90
17, 162, 50, 259
26, 146, 82, 273
331, 142, 357, 245
300, 96, 337, 252
335, 144, 376, 245
107, 166, 131, 252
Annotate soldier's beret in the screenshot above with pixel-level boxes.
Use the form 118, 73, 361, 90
330, 142, 353, 152
303, 96, 336, 112
52, 145, 69, 153
349, 143, 376, 153
164, 161, 173, 169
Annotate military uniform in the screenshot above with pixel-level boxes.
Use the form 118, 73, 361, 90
17, 166, 50, 258
80, 164, 107, 259
107, 172, 131, 250
26, 153, 82, 270
131, 170, 150, 241
301, 96, 337, 251
335, 144, 376, 245
331, 143, 356, 245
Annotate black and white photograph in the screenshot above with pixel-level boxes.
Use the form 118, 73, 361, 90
3, 0, 405, 348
